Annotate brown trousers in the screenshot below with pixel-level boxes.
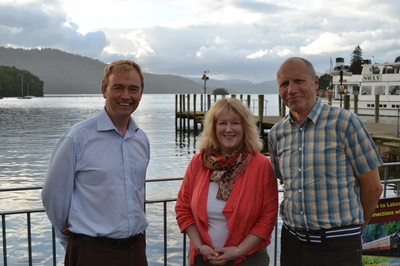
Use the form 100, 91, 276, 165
190, 248, 270, 266
64, 233, 148, 266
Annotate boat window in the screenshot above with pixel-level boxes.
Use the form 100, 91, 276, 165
374, 86, 386, 95
389, 86, 400, 95
361, 86, 372, 95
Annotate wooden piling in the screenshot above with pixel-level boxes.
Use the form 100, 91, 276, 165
280, 96, 286, 117
194, 94, 197, 134
179, 94, 183, 130
183, 94, 186, 131
207, 94, 211, 110
328, 94, 332, 106
354, 95, 358, 114
344, 95, 350, 110
258, 95, 264, 137
187, 94, 190, 131
175, 94, 178, 130
278, 95, 282, 116
247, 95, 251, 109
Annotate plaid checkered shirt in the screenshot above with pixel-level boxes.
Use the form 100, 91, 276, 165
268, 97, 383, 230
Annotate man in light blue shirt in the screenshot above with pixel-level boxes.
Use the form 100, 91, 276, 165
41, 60, 150, 266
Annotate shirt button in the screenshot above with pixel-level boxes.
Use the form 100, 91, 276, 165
298, 168, 302, 172
300, 211, 304, 215
299, 147, 302, 151
300, 128, 303, 131
299, 189, 302, 193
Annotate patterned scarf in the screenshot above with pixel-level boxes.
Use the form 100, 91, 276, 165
201, 145, 252, 201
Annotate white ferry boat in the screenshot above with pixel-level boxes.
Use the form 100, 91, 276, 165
323, 57, 400, 122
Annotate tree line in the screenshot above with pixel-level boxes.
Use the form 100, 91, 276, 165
0, 65, 44, 97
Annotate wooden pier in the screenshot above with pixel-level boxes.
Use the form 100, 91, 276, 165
175, 94, 400, 162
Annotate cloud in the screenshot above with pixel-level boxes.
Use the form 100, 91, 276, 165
0, 1, 109, 59
1, 0, 400, 83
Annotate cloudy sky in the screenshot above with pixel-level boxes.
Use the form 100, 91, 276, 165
1, 0, 400, 83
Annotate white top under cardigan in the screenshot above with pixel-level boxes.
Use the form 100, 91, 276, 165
207, 181, 229, 248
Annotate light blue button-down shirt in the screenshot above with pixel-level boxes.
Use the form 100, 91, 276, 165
41, 108, 150, 248
268, 98, 382, 230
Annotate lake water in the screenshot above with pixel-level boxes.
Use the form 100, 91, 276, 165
0, 94, 282, 266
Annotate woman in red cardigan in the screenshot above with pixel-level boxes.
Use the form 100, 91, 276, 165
175, 98, 278, 265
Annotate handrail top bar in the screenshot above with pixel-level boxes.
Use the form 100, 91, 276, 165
1, 161, 399, 193
0, 178, 185, 192
381, 179, 400, 184
1, 208, 45, 216
0, 186, 43, 192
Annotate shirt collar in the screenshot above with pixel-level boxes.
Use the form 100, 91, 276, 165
96, 108, 139, 135
285, 97, 323, 125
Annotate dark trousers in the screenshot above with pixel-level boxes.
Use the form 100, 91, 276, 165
64, 233, 148, 266
190, 248, 270, 266
280, 224, 362, 266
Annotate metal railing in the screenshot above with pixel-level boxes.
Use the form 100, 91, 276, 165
1, 162, 400, 266
397, 106, 400, 137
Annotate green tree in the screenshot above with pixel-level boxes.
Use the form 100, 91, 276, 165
349, 45, 363, 74
212, 88, 229, 95
0, 65, 44, 97
395, 56, 400, 62
318, 74, 331, 91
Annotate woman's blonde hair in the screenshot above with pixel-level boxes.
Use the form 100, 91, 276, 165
198, 98, 263, 154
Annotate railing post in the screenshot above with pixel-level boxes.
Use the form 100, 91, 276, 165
52, 227, 57, 266
247, 95, 251, 109
2, 215, 7, 266
183, 234, 187, 266
27, 213, 32, 266
375, 95, 379, 123
164, 202, 167, 266
397, 106, 400, 138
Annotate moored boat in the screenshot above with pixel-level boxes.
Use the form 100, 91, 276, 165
322, 57, 400, 121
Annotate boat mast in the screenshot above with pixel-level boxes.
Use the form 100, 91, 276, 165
21, 77, 23, 98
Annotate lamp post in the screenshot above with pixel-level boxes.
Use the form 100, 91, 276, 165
201, 70, 209, 111
339, 67, 344, 108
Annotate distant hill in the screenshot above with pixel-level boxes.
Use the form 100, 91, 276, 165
184, 77, 278, 94
0, 47, 206, 94
0, 47, 278, 94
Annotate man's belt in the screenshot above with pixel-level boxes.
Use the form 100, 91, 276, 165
284, 223, 361, 243
72, 233, 142, 247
